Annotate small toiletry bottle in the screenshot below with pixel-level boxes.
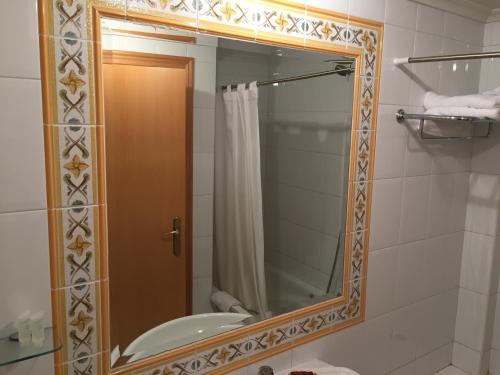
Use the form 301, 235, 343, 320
29, 311, 45, 347
17, 310, 31, 347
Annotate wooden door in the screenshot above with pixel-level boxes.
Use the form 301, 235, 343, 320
103, 50, 193, 353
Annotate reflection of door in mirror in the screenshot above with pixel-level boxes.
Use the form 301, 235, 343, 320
103, 51, 193, 358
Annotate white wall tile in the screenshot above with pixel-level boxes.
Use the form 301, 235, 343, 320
369, 178, 402, 250
454, 288, 491, 351
193, 195, 213, 237
366, 246, 398, 319
388, 362, 416, 375
460, 231, 500, 295
452, 342, 484, 375
444, 14, 483, 45
415, 291, 457, 357
0, 211, 52, 335
409, 32, 443, 107
384, 0, 417, 30
0, 78, 45, 213
0, 353, 54, 375
193, 153, 214, 195
450, 173, 469, 232
491, 349, 500, 375
466, 173, 500, 237
192, 276, 213, 314
416, 5, 444, 36
414, 343, 453, 375
403, 119, 433, 177
193, 107, 215, 154
427, 174, 454, 237
471, 129, 500, 175
484, 21, 500, 47
291, 335, 331, 366
380, 25, 415, 105
327, 313, 394, 375
399, 176, 431, 243
390, 304, 419, 370
374, 105, 407, 179
396, 239, 427, 308
304, 0, 348, 14
439, 365, 469, 375
0, 0, 40, 79
187, 44, 216, 63
193, 236, 212, 278
492, 294, 500, 351
349, 0, 386, 22
194, 62, 216, 109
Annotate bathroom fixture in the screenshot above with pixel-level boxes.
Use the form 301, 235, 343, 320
259, 365, 275, 375
221, 67, 354, 90
0, 328, 62, 367
393, 52, 500, 65
40, 1, 383, 370
275, 360, 360, 375
393, 50, 500, 65
123, 313, 251, 362
395, 109, 496, 140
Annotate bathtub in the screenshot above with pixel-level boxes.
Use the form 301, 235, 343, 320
265, 263, 326, 315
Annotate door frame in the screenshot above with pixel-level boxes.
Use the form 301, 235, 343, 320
102, 50, 194, 343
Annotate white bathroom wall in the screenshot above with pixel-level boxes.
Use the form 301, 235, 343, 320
263, 51, 352, 293
229, 0, 485, 374
0, 1, 489, 375
466, 17, 500, 375
100, 23, 218, 315
0, 1, 54, 374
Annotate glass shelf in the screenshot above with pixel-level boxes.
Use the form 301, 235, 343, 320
0, 328, 62, 367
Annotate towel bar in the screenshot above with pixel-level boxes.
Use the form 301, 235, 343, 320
395, 109, 496, 140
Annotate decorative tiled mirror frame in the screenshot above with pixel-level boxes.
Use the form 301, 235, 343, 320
37, 0, 383, 373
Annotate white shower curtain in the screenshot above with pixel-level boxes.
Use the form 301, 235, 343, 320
213, 82, 268, 317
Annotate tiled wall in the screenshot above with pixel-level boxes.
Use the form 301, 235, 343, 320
263, 51, 352, 294
455, 17, 500, 375
0, 1, 55, 374
229, 0, 485, 374
0, 1, 490, 375
100, 23, 218, 316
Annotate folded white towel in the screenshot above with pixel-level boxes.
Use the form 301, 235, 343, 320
425, 106, 499, 119
211, 290, 242, 312
424, 91, 500, 110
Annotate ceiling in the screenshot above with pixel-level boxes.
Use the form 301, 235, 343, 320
469, 0, 500, 9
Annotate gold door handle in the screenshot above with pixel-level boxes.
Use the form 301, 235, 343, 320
162, 217, 181, 256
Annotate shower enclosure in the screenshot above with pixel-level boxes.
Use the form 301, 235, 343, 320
215, 39, 353, 316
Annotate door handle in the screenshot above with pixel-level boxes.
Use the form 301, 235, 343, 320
162, 217, 181, 256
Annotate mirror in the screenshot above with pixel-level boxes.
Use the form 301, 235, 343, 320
101, 17, 355, 368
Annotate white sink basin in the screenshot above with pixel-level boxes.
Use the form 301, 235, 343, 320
123, 312, 251, 362
276, 360, 359, 375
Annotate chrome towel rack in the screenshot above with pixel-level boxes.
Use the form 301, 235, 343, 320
395, 109, 496, 140
393, 51, 500, 65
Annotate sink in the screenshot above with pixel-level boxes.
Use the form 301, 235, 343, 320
276, 360, 359, 375
123, 312, 251, 362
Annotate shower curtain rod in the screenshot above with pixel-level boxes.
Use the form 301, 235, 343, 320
394, 51, 500, 65
221, 67, 354, 90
